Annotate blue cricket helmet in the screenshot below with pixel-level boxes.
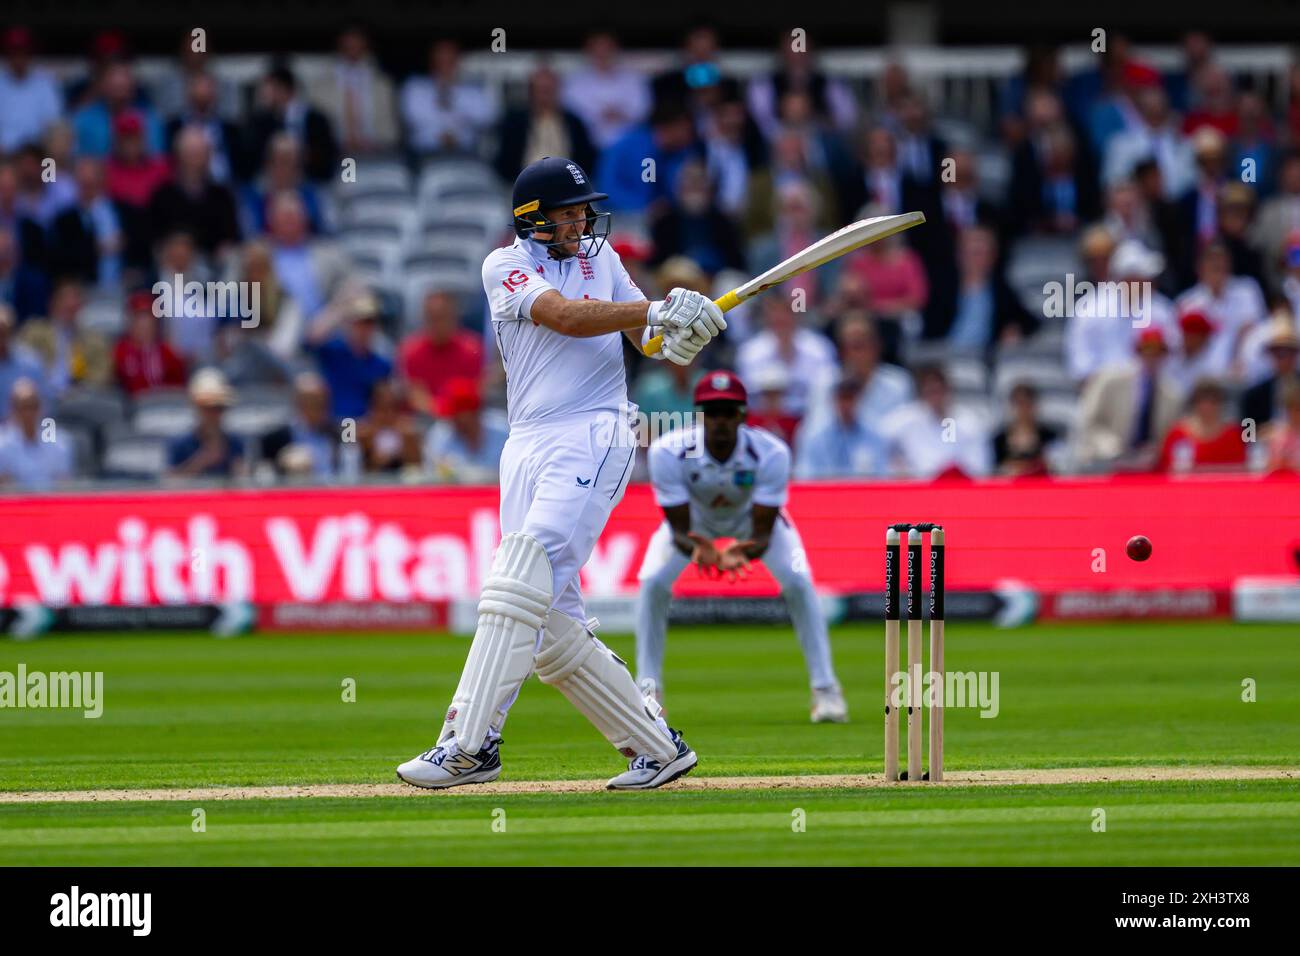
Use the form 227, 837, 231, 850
511, 156, 611, 258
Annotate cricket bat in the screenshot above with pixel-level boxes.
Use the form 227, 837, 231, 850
641, 210, 926, 356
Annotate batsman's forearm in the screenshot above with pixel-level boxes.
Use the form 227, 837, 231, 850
532, 293, 650, 338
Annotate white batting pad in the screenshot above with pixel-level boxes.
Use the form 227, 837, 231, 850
535, 610, 677, 762
446, 532, 552, 752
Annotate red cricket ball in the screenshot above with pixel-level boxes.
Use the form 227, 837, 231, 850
1126, 535, 1153, 562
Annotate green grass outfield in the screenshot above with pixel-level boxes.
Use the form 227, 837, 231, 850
1, 621, 1298, 865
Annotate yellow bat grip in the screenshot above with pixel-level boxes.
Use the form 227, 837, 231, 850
642, 290, 742, 356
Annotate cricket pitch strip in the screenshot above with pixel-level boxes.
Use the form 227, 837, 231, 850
1, 765, 1296, 803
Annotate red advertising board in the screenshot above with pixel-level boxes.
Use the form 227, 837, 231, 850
0, 474, 1296, 607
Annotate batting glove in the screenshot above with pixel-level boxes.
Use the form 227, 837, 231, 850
649, 288, 728, 342
659, 326, 708, 366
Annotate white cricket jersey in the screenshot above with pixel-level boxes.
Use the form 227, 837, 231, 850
482, 236, 646, 427
647, 423, 791, 537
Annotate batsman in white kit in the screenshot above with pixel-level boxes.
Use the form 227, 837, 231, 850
397, 156, 725, 790
636, 370, 848, 723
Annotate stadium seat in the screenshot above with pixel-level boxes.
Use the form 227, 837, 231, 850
101, 435, 170, 479
130, 389, 195, 438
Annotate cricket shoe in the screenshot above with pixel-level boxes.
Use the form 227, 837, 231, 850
396, 736, 502, 790
606, 728, 697, 790
811, 685, 849, 723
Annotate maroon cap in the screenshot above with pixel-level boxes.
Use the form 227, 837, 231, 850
694, 369, 748, 404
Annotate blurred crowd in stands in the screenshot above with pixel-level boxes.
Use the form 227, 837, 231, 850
1, 23, 1300, 491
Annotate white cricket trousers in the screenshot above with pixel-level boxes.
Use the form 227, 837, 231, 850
634, 513, 839, 690
499, 408, 637, 623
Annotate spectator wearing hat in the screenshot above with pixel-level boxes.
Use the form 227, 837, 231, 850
113, 290, 187, 397
149, 125, 242, 257
73, 61, 164, 158
307, 290, 392, 421
18, 278, 110, 395
262, 371, 339, 479
0, 303, 47, 416
795, 376, 888, 478
243, 65, 338, 183
1066, 239, 1175, 383
1176, 126, 1230, 249
0, 377, 72, 490
424, 377, 509, 483
879, 364, 993, 479
398, 289, 483, 418
1175, 239, 1267, 376
735, 296, 838, 419
993, 382, 1060, 477
1155, 378, 1247, 472
1214, 182, 1266, 285
0, 27, 61, 153
1166, 310, 1226, 397
1240, 316, 1300, 426
1075, 328, 1183, 469
167, 368, 245, 479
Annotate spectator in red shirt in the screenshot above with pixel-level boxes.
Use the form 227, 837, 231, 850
104, 111, 170, 208
113, 290, 187, 396
1155, 378, 1248, 472
398, 289, 483, 416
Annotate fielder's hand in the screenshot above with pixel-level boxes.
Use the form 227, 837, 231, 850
649, 288, 727, 343
686, 531, 722, 577
717, 540, 755, 582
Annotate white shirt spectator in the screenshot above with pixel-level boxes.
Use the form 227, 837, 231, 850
1065, 288, 1175, 382
802, 362, 912, 435
1176, 278, 1268, 377
561, 63, 649, 150
1103, 124, 1193, 198
0, 421, 71, 490
400, 75, 498, 153
879, 400, 993, 478
736, 328, 838, 417
0, 64, 61, 152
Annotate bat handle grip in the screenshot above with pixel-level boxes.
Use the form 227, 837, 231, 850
641, 291, 741, 357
